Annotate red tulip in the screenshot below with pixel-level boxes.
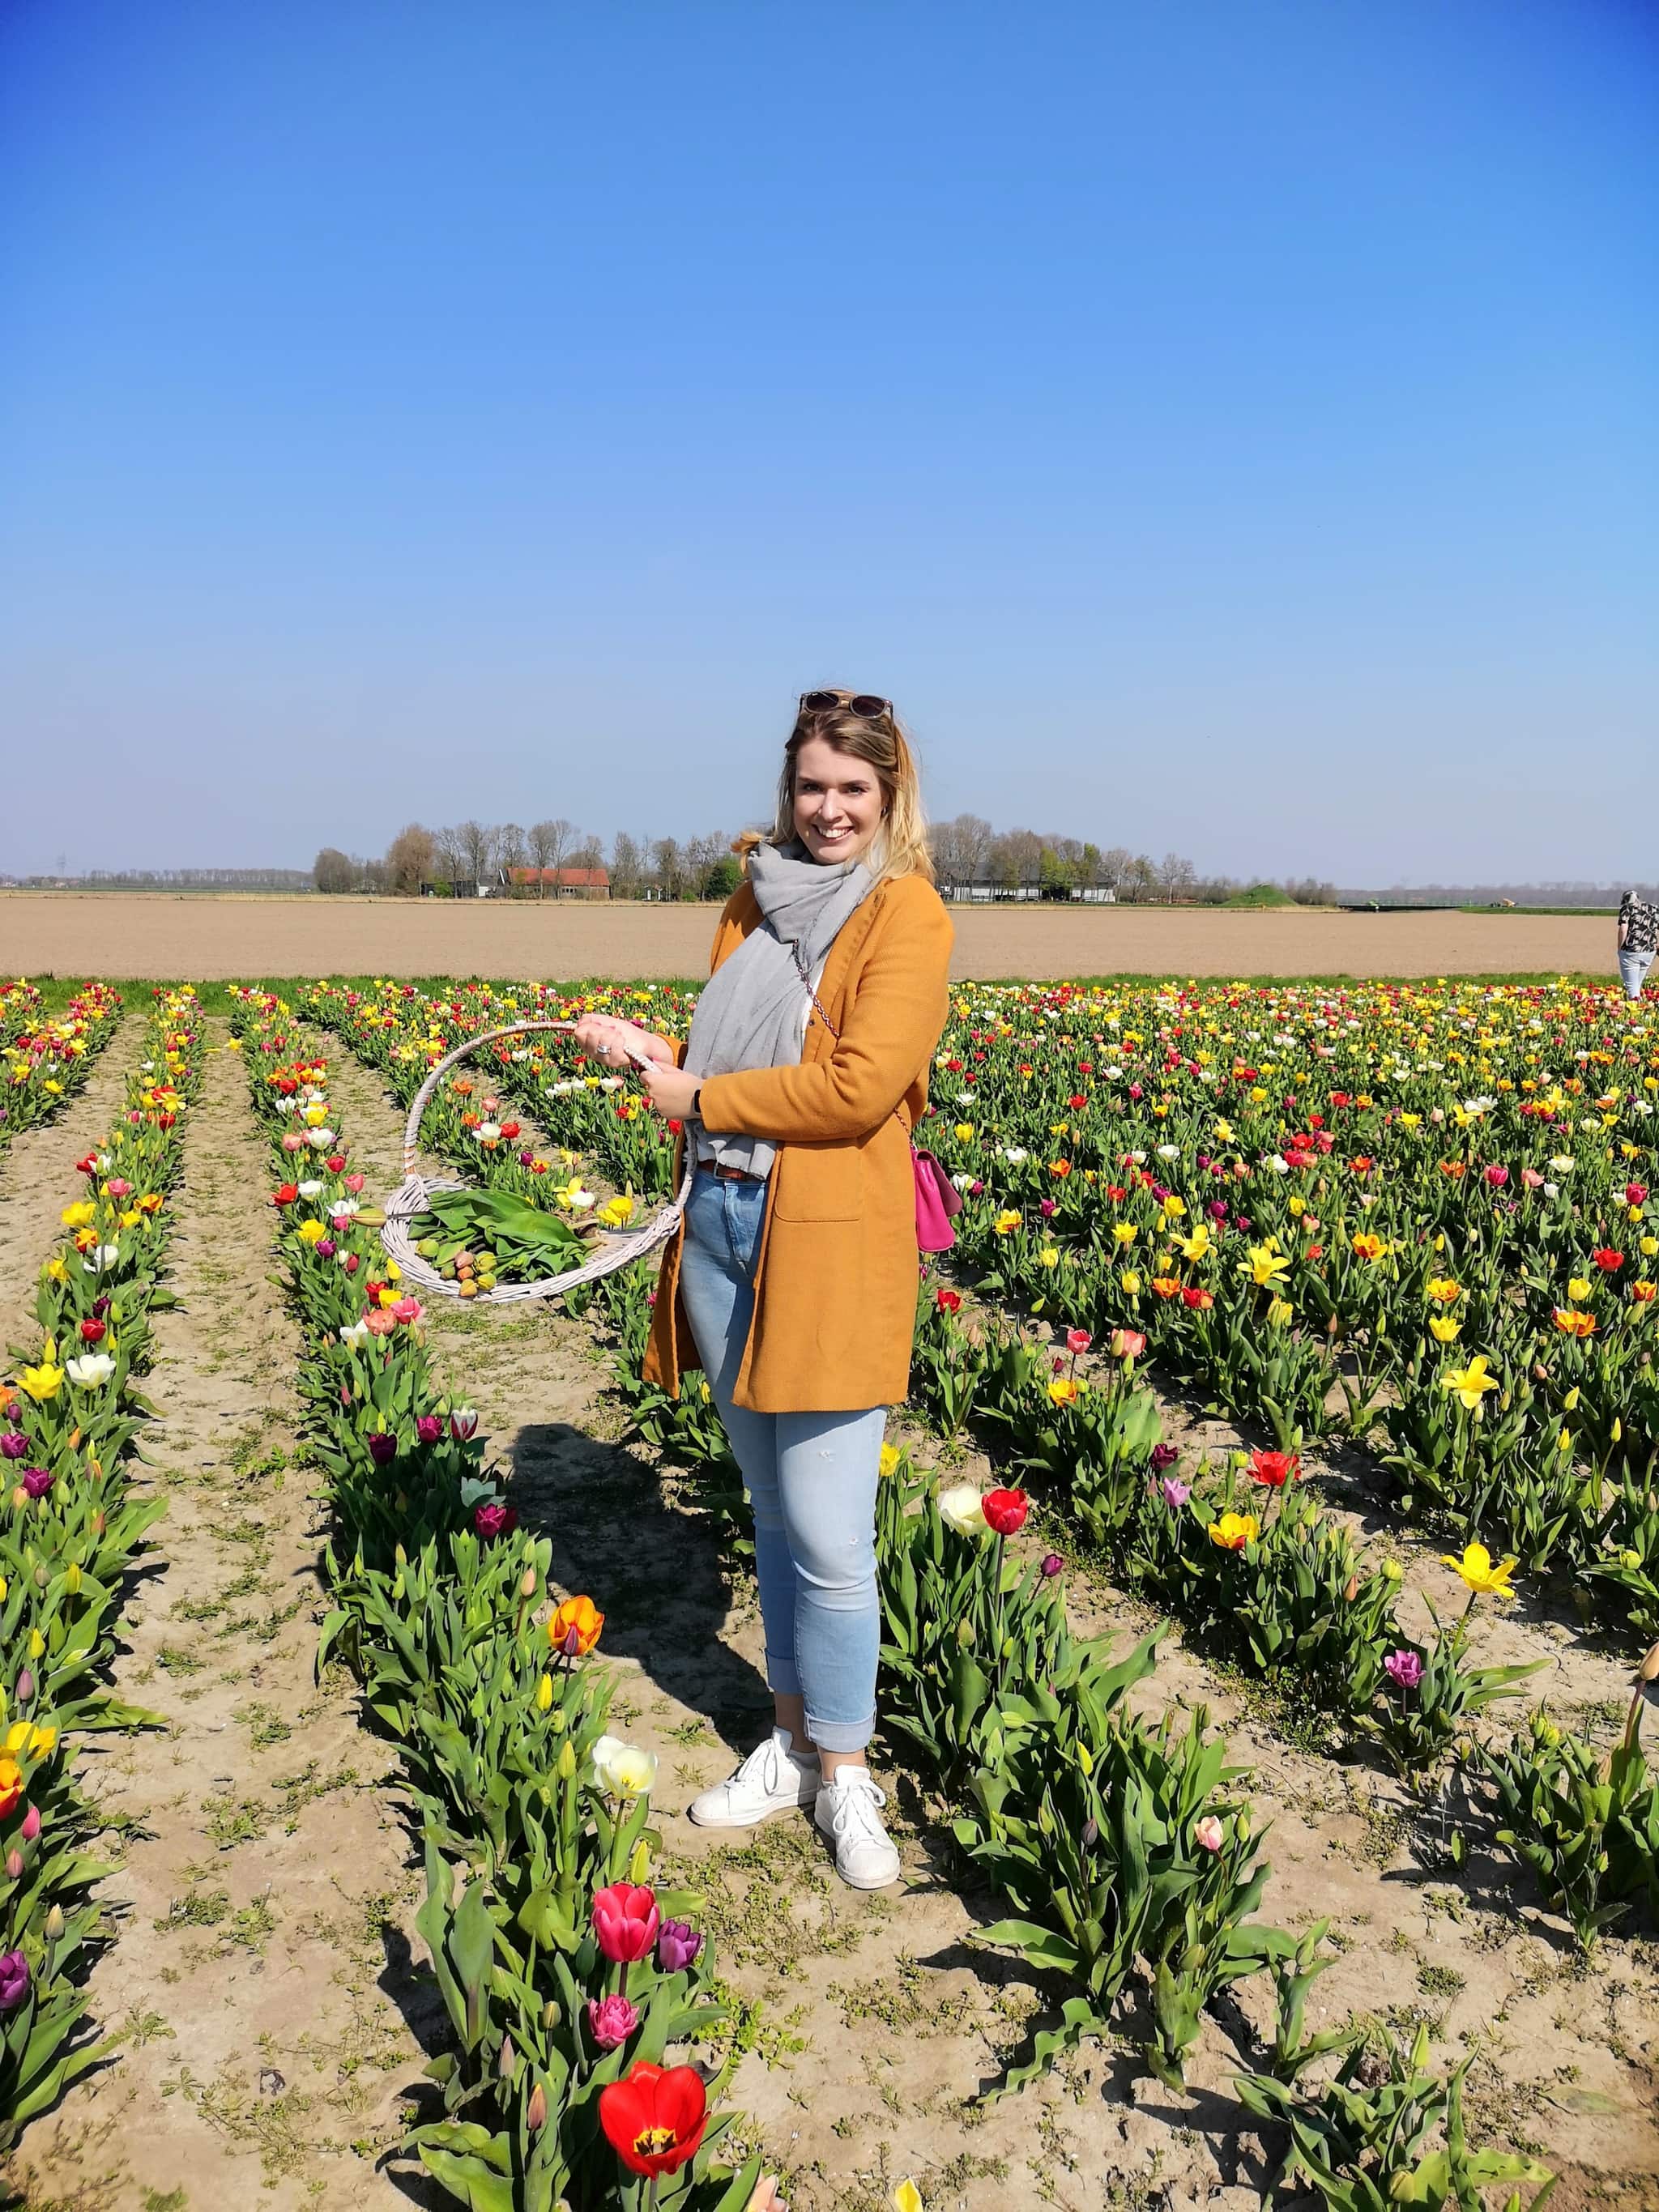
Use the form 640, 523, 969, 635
599, 2059, 708, 2179
1626, 1183, 1648, 1207
271, 1184, 299, 1207
1064, 1328, 1091, 1355
1248, 1448, 1300, 1488
1593, 1248, 1624, 1272
936, 1288, 963, 1314
592, 1882, 659, 1963
982, 1486, 1030, 1535
79, 1319, 105, 1345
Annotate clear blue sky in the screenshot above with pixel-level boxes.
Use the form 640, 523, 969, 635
2, 0, 1654, 885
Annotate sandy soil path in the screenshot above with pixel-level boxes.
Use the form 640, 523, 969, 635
0, 1024, 133, 1352
0, 892, 1623, 982
10, 1025, 431, 2212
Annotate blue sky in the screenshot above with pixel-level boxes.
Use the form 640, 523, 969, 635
2, 1, 1654, 884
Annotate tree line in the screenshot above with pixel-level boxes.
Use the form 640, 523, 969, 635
312, 816, 1335, 906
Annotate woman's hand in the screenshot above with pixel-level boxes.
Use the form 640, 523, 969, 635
641, 1061, 702, 1121
572, 1015, 676, 1070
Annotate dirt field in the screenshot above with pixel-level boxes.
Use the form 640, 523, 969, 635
0, 892, 1618, 981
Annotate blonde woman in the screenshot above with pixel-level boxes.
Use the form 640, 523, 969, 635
575, 691, 952, 1887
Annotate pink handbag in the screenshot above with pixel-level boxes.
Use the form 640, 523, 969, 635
800, 970, 962, 1253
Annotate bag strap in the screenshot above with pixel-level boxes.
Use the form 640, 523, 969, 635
795, 957, 913, 1140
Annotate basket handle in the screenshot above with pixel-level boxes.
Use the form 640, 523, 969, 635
400, 1019, 665, 1178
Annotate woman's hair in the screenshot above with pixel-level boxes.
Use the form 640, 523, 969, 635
754, 692, 933, 883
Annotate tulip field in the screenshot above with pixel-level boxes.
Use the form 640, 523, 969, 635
2, 970, 1657, 2211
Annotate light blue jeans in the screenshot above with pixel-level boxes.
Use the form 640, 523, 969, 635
676, 1167, 885, 1753
1619, 948, 1653, 999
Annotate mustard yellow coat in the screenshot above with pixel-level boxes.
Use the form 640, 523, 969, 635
644, 872, 955, 1414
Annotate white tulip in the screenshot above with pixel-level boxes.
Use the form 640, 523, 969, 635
66, 1353, 115, 1387
589, 1734, 658, 1798
937, 1484, 990, 1536
307, 1128, 335, 1149
82, 1244, 120, 1271
297, 1179, 323, 1199
339, 1319, 372, 1347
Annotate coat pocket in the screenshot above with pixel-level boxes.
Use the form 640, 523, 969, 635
770, 1141, 861, 1223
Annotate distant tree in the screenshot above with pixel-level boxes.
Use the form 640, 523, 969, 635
1158, 852, 1197, 905
455, 820, 497, 886
497, 822, 527, 875
652, 837, 687, 900
1117, 852, 1158, 902
528, 818, 575, 893
931, 812, 995, 884
989, 827, 1043, 889
609, 832, 646, 898
1038, 846, 1077, 897
313, 847, 354, 895
1081, 842, 1103, 885
385, 823, 437, 897
569, 836, 604, 874
701, 855, 741, 901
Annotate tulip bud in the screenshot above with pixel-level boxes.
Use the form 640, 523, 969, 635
557, 1739, 577, 1780
497, 2035, 516, 2081
541, 1998, 561, 2031
15, 1669, 34, 1707
527, 2081, 548, 2132
1563, 1387, 1580, 1411
45, 1903, 63, 1941
1640, 1641, 1659, 1683
629, 1840, 651, 1884
1611, 1418, 1622, 1443
520, 1567, 539, 1600
956, 1618, 975, 1647
5, 1851, 22, 1880
1235, 1811, 1251, 1844
1343, 1575, 1360, 1604
90, 1510, 104, 1536
65, 1563, 79, 1595
20, 1806, 40, 1843
535, 1674, 552, 1713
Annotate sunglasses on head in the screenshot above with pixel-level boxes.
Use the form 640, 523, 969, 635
800, 689, 891, 720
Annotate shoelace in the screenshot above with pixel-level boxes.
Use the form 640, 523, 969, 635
730, 1735, 789, 1798
824, 1775, 888, 1839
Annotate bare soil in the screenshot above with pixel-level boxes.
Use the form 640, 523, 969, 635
0, 891, 1620, 982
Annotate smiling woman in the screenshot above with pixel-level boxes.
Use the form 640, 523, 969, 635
574, 688, 953, 1891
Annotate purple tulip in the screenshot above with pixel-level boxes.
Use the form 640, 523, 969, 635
656, 1919, 704, 1973
0, 1434, 27, 1462
586, 1993, 638, 2050
1384, 1649, 1424, 1690
366, 1433, 397, 1466
1149, 1443, 1180, 1473
0, 1951, 28, 2010
474, 1502, 518, 1541
1039, 1198, 1058, 1217
1039, 1553, 1065, 1578
415, 1415, 442, 1445
20, 1468, 53, 1500
316, 1237, 336, 1259
1160, 1476, 1192, 1509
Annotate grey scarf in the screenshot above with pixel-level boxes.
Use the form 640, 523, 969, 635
683, 839, 875, 1178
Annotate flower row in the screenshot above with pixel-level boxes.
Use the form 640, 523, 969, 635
0, 983, 123, 1157
229, 991, 773, 2212
0, 989, 200, 2146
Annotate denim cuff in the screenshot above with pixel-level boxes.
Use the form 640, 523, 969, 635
803, 1707, 876, 1754
765, 1647, 803, 1699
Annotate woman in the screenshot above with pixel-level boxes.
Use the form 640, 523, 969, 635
1617, 889, 1657, 1000
574, 690, 953, 1888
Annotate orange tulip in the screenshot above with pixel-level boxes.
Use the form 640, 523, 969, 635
549, 1594, 604, 1656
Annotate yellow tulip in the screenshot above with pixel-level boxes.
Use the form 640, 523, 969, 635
1440, 1541, 1517, 1600
1428, 1316, 1461, 1342
893, 2186, 924, 2212
17, 1362, 64, 1402
1440, 1355, 1499, 1410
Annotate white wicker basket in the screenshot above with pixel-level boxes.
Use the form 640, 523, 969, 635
377, 1021, 690, 1304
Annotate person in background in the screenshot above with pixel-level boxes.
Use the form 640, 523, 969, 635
1617, 888, 1657, 999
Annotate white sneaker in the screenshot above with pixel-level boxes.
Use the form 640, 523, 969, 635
814, 1769, 902, 1890
687, 1728, 821, 1830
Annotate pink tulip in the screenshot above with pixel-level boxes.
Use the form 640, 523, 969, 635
1193, 1816, 1224, 1852
1521, 1167, 1546, 1190
281, 1132, 305, 1153
1484, 1165, 1508, 1188
345, 1174, 366, 1195
592, 1882, 659, 1963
